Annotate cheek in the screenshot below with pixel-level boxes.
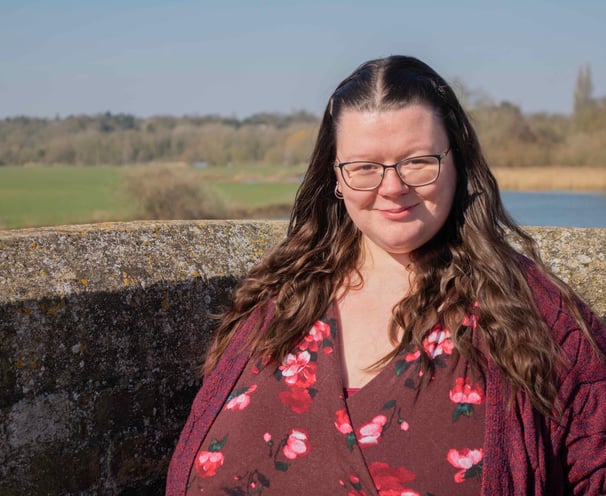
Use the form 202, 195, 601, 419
430, 166, 457, 210
443, 170, 458, 210
416, 174, 457, 219
342, 190, 375, 212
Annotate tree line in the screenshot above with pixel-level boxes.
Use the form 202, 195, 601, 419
1, 68, 604, 168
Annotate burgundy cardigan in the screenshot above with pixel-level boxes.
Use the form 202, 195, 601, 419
166, 263, 606, 495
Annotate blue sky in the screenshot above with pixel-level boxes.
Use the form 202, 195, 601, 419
0, 0, 604, 118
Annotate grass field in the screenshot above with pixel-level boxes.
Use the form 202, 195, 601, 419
1, 163, 604, 229
0, 166, 136, 229
214, 182, 299, 207
0, 165, 302, 229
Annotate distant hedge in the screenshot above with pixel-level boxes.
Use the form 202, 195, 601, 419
2, 91, 605, 168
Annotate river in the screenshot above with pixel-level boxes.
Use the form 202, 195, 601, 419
501, 191, 606, 228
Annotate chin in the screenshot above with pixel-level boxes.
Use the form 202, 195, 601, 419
376, 239, 421, 256
379, 232, 431, 255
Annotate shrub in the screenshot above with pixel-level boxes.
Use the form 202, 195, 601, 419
124, 165, 230, 220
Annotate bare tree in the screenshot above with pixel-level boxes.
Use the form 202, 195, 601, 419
574, 64, 593, 114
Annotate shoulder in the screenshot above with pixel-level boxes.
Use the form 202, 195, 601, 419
518, 256, 606, 385
191, 301, 277, 416
519, 255, 605, 348
214, 300, 277, 367
517, 255, 569, 328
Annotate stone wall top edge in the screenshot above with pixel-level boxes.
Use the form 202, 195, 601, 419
1, 220, 605, 237
0, 219, 289, 239
0, 220, 289, 304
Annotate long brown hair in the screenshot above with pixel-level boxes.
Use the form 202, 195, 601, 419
204, 55, 598, 416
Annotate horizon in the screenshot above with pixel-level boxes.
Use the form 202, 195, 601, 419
1, 0, 604, 119
0, 104, 581, 121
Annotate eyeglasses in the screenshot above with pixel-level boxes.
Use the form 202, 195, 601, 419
335, 147, 450, 191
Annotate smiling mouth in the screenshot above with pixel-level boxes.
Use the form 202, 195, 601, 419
375, 204, 420, 220
379, 204, 416, 213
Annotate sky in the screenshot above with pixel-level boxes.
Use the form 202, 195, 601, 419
0, 0, 604, 119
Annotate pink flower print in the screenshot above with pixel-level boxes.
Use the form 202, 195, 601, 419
300, 320, 331, 352
450, 377, 483, 405
283, 428, 311, 460
404, 349, 421, 362
447, 448, 483, 483
347, 474, 365, 493
368, 461, 417, 496
279, 350, 317, 388
339, 474, 367, 495
334, 408, 354, 434
194, 450, 224, 479
263, 432, 272, 443
335, 408, 357, 452
461, 313, 477, 330
251, 356, 271, 375
357, 415, 387, 447
278, 386, 313, 414
462, 303, 480, 330
450, 377, 484, 421
422, 324, 454, 358
225, 384, 257, 411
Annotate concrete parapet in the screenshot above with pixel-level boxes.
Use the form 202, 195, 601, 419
0, 221, 604, 494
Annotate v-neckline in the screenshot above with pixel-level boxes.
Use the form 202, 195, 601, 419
332, 300, 405, 399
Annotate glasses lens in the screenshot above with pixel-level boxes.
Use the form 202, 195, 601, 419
341, 155, 441, 190
342, 162, 384, 189
398, 156, 439, 186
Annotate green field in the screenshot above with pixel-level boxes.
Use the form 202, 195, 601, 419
0, 165, 301, 229
214, 182, 299, 207
0, 166, 132, 229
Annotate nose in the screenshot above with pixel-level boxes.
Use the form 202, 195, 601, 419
379, 167, 409, 195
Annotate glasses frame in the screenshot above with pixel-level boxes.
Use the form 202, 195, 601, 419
335, 147, 451, 191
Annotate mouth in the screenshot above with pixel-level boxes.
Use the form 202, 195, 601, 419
379, 204, 416, 213
377, 204, 418, 219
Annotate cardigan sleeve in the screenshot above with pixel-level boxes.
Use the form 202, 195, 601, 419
526, 264, 606, 495
551, 305, 606, 495
165, 302, 276, 496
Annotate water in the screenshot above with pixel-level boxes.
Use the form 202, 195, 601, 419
501, 191, 606, 228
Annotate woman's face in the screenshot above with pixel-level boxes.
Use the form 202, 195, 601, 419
335, 104, 457, 264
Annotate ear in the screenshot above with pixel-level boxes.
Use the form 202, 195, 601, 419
334, 182, 344, 199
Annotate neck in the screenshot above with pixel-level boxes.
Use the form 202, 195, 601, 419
359, 237, 413, 276
343, 240, 413, 298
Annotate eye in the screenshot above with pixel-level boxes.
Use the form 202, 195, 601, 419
403, 156, 436, 169
346, 162, 382, 175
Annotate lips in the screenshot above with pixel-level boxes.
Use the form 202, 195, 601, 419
377, 204, 418, 219
379, 204, 416, 213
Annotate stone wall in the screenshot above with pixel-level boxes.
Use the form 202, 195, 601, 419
0, 221, 604, 495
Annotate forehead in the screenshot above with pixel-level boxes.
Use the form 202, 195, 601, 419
335, 104, 447, 160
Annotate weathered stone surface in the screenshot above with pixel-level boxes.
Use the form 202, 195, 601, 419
521, 226, 605, 320
0, 221, 285, 496
0, 221, 604, 495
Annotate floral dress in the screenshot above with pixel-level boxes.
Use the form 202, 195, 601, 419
186, 303, 485, 495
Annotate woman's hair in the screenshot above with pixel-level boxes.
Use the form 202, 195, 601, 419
204, 55, 596, 416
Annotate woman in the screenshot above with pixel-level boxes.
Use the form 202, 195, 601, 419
166, 56, 606, 495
